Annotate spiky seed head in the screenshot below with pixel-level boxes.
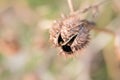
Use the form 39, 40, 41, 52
49, 14, 95, 55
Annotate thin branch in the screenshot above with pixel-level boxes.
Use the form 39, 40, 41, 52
75, 0, 107, 14
92, 27, 115, 37
67, 0, 74, 13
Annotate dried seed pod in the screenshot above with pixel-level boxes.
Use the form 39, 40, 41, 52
49, 14, 95, 55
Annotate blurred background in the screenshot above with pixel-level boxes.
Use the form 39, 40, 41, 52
0, 0, 120, 80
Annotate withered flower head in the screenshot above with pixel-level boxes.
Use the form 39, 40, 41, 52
49, 14, 95, 55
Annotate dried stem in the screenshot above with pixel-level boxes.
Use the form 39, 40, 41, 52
75, 0, 107, 15
93, 27, 115, 37
67, 0, 74, 13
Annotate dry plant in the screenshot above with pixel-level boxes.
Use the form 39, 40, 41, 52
49, 0, 119, 56
49, 0, 120, 79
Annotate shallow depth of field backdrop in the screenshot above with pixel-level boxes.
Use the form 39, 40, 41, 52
0, 0, 120, 80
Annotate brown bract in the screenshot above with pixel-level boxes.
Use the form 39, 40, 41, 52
49, 14, 95, 55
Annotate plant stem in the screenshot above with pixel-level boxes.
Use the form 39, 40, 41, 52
67, 0, 74, 13
92, 27, 115, 37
